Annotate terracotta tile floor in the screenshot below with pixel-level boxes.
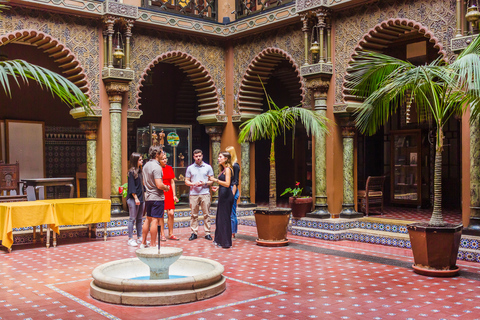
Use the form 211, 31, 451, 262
2, 225, 480, 320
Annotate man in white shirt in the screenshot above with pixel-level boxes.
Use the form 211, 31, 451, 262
185, 149, 214, 241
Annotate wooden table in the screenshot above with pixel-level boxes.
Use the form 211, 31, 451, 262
40, 198, 111, 246
0, 201, 58, 252
22, 177, 75, 200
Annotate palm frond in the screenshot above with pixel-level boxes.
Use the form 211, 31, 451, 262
0, 59, 91, 111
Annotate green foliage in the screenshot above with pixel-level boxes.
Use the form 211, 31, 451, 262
281, 182, 303, 198
0, 59, 92, 112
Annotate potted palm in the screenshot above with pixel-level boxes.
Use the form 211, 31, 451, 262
349, 36, 480, 276
238, 86, 329, 246
281, 181, 313, 218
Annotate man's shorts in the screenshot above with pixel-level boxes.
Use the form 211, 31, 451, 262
145, 200, 165, 218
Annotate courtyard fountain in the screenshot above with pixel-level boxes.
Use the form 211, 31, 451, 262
90, 229, 226, 306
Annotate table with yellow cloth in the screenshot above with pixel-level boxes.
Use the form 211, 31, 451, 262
40, 198, 111, 247
0, 201, 58, 252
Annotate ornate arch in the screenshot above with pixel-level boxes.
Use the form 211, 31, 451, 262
237, 47, 305, 120
342, 18, 446, 102
135, 51, 220, 123
0, 30, 92, 99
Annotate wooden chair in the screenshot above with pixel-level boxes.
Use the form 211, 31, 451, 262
0, 194, 27, 202
0, 161, 21, 196
357, 176, 386, 216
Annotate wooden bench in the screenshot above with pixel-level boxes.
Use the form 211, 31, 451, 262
0, 195, 28, 203
357, 176, 386, 216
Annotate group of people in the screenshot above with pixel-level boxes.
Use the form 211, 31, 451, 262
125, 145, 240, 249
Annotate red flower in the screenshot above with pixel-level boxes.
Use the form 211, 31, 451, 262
295, 182, 300, 186
118, 186, 123, 194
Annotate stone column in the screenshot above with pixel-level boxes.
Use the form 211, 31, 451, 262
106, 81, 129, 216
79, 120, 99, 198
306, 79, 330, 219
206, 126, 223, 207
326, 17, 332, 63
456, 0, 463, 37
316, 9, 327, 63
125, 20, 133, 70
339, 125, 362, 218
466, 121, 480, 234
239, 141, 256, 207
300, 13, 309, 66
104, 16, 115, 68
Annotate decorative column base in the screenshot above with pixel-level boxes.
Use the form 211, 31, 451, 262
211, 195, 218, 208
463, 207, 480, 235
339, 204, 362, 219
111, 195, 127, 216
239, 196, 257, 208
307, 204, 330, 219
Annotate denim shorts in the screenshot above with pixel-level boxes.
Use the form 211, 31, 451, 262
145, 201, 165, 218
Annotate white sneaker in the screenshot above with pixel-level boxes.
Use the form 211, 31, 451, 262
139, 244, 147, 249
137, 237, 143, 244
128, 239, 138, 247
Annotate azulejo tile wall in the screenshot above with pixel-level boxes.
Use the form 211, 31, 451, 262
232, 23, 305, 104
129, 28, 225, 112
334, 0, 456, 103
1, 7, 101, 107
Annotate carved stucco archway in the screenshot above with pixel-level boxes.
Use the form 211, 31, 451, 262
135, 51, 221, 123
0, 30, 92, 99
342, 18, 446, 102
237, 47, 305, 120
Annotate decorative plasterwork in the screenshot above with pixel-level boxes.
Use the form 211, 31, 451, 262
237, 47, 305, 122
102, 68, 135, 81
451, 35, 478, 53
135, 51, 221, 124
0, 29, 93, 99
296, 0, 376, 13
103, 0, 138, 19
300, 62, 333, 77
12, 0, 297, 39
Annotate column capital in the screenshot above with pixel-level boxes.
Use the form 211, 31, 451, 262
79, 120, 99, 140
103, 15, 116, 33
306, 78, 329, 96
341, 126, 356, 138
105, 81, 129, 103
205, 125, 223, 141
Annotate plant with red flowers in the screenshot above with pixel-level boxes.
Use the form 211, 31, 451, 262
281, 181, 303, 198
118, 182, 128, 198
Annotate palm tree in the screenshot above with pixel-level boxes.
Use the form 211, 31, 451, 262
348, 36, 480, 226
0, 1, 90, 110
238, 88, 329, 209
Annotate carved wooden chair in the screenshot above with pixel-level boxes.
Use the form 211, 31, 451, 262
357, 175, 386, 216
0, 161, 21, 196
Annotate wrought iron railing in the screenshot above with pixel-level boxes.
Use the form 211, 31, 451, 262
142, 0, 217, 21
235, 0, 294, 20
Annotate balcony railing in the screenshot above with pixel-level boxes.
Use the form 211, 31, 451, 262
142, 0, 217, 21
235, 0, 294, 20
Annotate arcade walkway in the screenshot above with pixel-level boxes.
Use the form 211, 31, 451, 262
1, 225, 480, 320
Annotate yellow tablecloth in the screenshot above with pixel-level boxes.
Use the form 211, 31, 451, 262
0, 201, 58, 249
39, 198, 111, 225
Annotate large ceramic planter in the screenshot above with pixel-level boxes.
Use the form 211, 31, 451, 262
289, 197, 313, 218
407, 222, 463, 277
254, 208, 291, 247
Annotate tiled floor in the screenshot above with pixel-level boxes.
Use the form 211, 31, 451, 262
2, 225, 480, 320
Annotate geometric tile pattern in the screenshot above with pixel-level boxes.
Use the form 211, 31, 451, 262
2, 226, 480, 319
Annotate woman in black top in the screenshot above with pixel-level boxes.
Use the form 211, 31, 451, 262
226, 146, 240, 239
127, 152, 145, 247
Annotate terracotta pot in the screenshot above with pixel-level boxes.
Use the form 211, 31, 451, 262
289, 197, 313, 218
254, 208, 291, 247
407, 222, 463, 277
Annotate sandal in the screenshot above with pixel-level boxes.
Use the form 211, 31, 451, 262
160, 237, 167, 241
168, 235, 180, 241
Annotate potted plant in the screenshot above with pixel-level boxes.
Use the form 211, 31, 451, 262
238, 85, 329, 246
281, 182, 313, 218
349, 35, 480, 276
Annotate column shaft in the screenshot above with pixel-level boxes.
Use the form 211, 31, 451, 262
87, 139, 97, 198
110, 102, 123, 214
340, 127, 362, 218
239, 141, 256, 207
466, 121, 480, 233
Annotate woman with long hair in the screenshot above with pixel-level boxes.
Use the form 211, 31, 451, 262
208, 151, 234, 248
225, 146, 240, 239
126, 152, 145, 247
159, 153, 180, 240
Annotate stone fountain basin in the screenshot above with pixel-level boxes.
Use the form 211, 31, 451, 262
90, 256, 226, 305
